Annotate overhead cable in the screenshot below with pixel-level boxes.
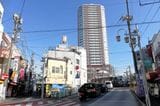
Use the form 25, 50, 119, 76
11, 20, 160, 34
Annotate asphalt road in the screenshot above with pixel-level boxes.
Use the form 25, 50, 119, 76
85, 88, 145, 106
0, 88, 145, 106
52, 87, 145, 106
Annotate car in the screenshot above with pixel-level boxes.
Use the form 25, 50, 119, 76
78, 83, 101, 101
105, 81, 113, 89
97, 83, 108, 93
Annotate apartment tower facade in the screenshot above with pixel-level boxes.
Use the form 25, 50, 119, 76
78, 4, 109, 82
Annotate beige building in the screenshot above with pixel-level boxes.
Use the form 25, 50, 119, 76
45, 57, 74, 86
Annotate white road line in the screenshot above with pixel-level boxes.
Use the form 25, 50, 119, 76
61, 102, 77, 106
14, 104, 21, 106
47, 100, 54, 104
37, 101, 43, 104
54, 100, 76, 106
26, 103, 33, 106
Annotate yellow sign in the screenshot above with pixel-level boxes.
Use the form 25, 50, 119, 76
51, 88, 59, 92
0, 79, 4, 84
11, 71, 16, 80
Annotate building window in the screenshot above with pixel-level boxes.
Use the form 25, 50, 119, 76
70, 71, 72, 75
60, 65, 63, 74
52, 66, 55, 73
56, 67, 60, 73
76, 59, 80, 64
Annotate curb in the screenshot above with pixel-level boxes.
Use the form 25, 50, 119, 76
130, 90, 146, 106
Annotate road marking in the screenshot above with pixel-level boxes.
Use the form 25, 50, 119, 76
26, 103, 32, 106
47, 100, 54, 104
62, 102, 78, 106
37, 101, 43, 105
14, 104, 21, 106
54, 100, 77, 106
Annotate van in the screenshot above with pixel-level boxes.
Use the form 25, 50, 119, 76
105, 81, 113, 89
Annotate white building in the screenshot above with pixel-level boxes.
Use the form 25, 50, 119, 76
78, 4, 109, 81
45, 36, 87, 90
0, 2, 4, 100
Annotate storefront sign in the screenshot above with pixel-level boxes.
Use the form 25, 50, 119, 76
19, 68, 25, 80
2, 73, 9, 79
0, 79, 4, 84
11, 71, 18, 83
0, 48, 10, 58
11, 58, 19, 71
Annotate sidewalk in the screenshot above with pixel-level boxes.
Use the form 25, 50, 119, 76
130, 90, 145, 106
130, 89, 160, 106
0, 93, 78, 106
0, 97, 41, 106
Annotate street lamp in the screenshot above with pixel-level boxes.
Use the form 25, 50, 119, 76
116, 28, 129, 43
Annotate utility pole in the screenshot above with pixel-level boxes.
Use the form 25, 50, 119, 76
41, 56, 46, 100
135, 25, 151, 106
123, 0, 138, 74
28, 53, 34, 96
65, 59, 68, 85
128, 65, 132, 81
64, 57, 69, 85
123, 1, 151, 106
3, 13, 22, 100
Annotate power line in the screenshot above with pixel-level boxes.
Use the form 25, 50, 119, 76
139, 3, 154, 30
142, 6, 160, 35
2, 0, 25, 23
20, 0, 25, 16
139, 0, 160, 6
109, 50, 131, 54
9, 20, 160, 34
105, 1, 139, 7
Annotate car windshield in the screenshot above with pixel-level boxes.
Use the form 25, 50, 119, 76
106, 82, 111, 84
85, 83, 95, 89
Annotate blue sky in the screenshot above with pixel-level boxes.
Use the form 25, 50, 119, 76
1, 0, 160, 75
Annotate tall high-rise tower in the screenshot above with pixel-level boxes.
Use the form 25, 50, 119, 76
78, 4, 109, 82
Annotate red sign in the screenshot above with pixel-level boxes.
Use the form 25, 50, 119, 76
2, 73, 9, 79
0, 48, 9, 58
75, 66, 79, 70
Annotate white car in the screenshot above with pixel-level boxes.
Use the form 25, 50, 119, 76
105, 81, 113, 89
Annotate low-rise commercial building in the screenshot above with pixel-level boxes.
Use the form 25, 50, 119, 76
43, 36, 87, 96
